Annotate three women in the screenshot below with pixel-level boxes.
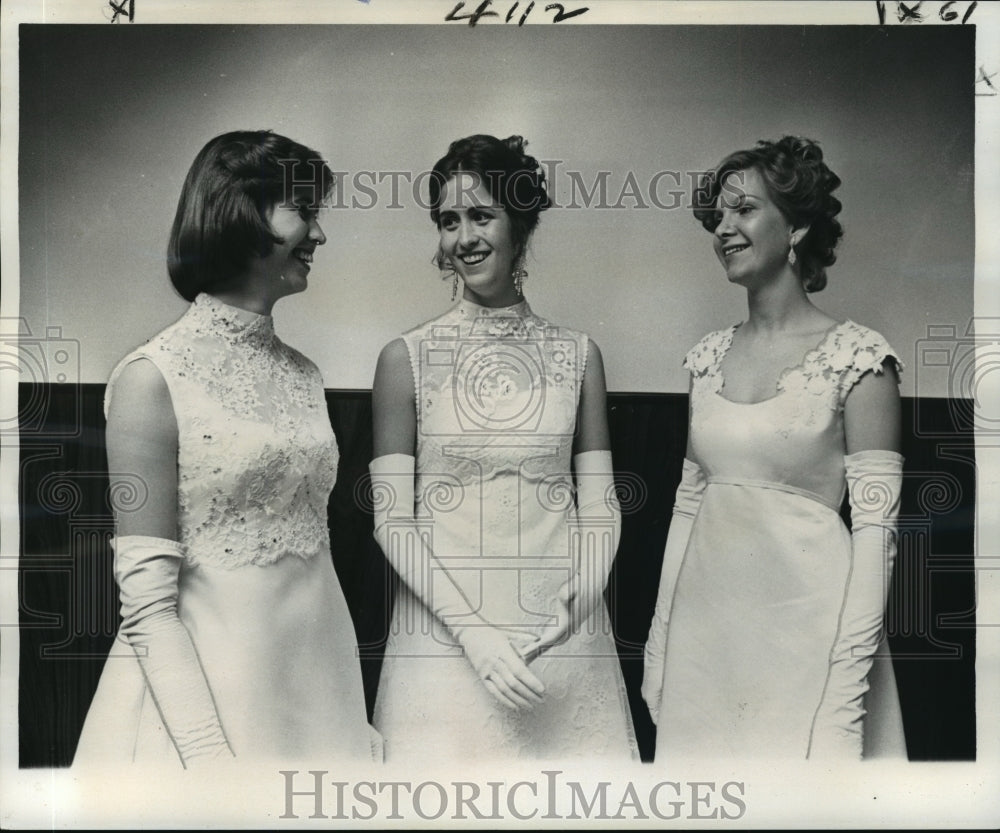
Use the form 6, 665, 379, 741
78, 129, 904, 766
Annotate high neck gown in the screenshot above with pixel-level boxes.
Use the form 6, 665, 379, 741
75, 293, 377, 766
373, 298, 638, 762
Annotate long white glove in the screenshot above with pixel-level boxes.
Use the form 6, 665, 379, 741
641, 458, 707, 725
369, 454, 544, 709
808, 450, 904, 759
547, 450, 622, 644
114, 535, 233, 766
573, 449, 622, 583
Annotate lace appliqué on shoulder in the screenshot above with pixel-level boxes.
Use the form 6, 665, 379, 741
782, 320, 903, 413
832, 321, 904, 404
684, 327, 736, 394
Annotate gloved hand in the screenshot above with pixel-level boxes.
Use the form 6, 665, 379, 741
641, 458, 707, 725
370, 453, 545, 709
808, 449, 903, 759
114, 534, 234, 765
527, 450, 622, 659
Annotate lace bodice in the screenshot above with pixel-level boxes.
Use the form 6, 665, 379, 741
402, 298, 590, 492
684, 319, 902, 509
105, 293, 338, 569
376, 298, 638, 761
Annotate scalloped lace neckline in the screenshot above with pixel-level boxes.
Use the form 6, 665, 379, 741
714, 319, 848, 406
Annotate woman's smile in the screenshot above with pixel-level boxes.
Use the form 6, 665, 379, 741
437, 172, 518, 306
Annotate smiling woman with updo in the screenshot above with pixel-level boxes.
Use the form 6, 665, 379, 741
368, 134, 638, 761
642, 136, 907, 761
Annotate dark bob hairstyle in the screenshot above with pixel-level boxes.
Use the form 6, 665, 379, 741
167, 130, 334, 301
692, 136, 843, 292
428, 134, 551, 268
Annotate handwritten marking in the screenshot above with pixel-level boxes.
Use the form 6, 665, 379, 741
445, 0, 588, 25
875, 0, 976, 23
446, 1, 498, 24
975, 65, 997, 97
897, 1, 924, 22
108, 0, 134, 22
545, 3, 589, 22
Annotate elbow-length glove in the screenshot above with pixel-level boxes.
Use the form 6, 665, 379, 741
369, 454, 539, 677
557, 450, 623, 634
808, 450, 904, 759
641, 458, 707, 724
114, 535, 233, 766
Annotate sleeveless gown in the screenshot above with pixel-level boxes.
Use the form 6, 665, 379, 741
373, 298, 639, 762
74, 293, 378, 766
656, 320, 907, 761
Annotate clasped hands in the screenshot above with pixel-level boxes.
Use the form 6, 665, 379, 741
457, 569, 603, 711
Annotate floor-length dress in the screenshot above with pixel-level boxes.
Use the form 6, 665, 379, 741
75, 293, 377, 766
655, 319, 907, 761
373, 298, 638, 761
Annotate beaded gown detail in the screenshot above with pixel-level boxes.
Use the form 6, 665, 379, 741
373, 298, 638, 762
75, 293, 378, 765
654, 320, 906, 760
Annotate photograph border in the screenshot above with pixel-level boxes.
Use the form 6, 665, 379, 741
2, 1, 997, 828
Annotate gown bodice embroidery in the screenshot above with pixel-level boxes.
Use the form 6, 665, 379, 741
104, 292, 338, 569
375, 298, 638, 761
402, 298, 590, 512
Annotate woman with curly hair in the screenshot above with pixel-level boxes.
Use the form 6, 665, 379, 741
642, 136, 906, 761
368, 134, 638, 761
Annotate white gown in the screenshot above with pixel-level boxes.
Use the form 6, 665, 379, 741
373, 298, 639, 762
74, 293, 379, 766
656, 320, 907, 760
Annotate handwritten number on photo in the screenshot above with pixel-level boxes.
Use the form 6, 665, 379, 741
446, 0, 589, 26
875, 1, 977, 25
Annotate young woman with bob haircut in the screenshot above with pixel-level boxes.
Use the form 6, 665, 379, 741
75, 130, 380, 768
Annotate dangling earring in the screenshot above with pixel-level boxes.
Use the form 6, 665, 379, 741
438, 249, 459, 301
512, 256, 528, 298
787, 244, 797, 266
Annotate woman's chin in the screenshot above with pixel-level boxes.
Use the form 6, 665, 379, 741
723, 268, 748, 286
278, 272, 309, 296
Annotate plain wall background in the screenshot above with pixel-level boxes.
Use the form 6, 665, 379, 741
19, 24, 974, 395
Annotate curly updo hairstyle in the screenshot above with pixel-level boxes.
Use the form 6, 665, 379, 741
429, 134, 552, 269
692, 136, 843, 292
167, 130, 334, 302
